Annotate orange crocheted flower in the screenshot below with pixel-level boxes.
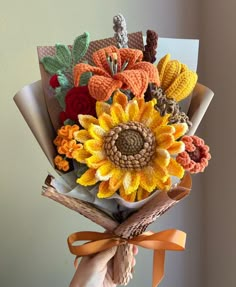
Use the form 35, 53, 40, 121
53, 124, 83, 170
54, 155, 70, 172
73, 46, 160, 101
176, 135, 211, 173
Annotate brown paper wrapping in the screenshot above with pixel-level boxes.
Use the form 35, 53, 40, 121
42, 172, 191, 285
14, 79, 212, 285
14, 33, 213, 285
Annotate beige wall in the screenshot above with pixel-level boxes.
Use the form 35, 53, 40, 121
199, 1, 236, 286
1, 0, 230, 286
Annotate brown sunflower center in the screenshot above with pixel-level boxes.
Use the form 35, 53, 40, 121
103, 121, 156, 170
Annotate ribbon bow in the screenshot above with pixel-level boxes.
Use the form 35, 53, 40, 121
67, 229, 186, 287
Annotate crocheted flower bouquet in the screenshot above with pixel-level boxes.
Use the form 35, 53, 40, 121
14, 14, 213, 286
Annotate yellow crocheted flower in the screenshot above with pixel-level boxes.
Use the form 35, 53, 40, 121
157, 54, 198, 102
73, 91, 187, 201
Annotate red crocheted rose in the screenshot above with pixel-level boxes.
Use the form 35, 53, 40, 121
49, 74, 60, 88
60, 86, 96, 123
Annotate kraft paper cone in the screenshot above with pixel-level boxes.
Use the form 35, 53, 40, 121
14, 34, 213, 286
14, 78, 213, 285
187, 83, 214, 135
14, 80, 56, 166
112, 172, 191, 285
42, 172, 191, 285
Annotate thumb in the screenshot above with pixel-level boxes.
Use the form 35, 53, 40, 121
92, 246, 117, 267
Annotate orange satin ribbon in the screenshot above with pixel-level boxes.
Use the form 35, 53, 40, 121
67, 229, 186, 287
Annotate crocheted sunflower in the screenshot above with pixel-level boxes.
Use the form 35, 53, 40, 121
72, 91, 187, 201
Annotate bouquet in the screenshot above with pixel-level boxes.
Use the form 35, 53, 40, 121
14, 14, 213, 286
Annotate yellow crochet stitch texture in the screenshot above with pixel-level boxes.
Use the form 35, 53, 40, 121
72, 91, 187, 202
157, 54, 198, 101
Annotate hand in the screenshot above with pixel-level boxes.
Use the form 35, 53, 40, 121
69, 245, 138, 287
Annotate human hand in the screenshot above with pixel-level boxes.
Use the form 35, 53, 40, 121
69, 245, 138, 287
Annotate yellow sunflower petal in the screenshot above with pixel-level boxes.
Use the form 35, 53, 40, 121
86, 154, 107, 169
167, 158, 185, 178
172, 123, 188, 140
98, 113, 114, 131
123, 171, 140, 195
78, 114, 98, 129
84, 139, 103, 154
96, 101, 111, 117
154, 125, 175, 136
110, 103, 128, 124
88, 124, 106, 140
140, 166, 158, 192
97, 181, 116, 198
155, 176, 172, 191
156, 133, 175, 149
96, 161, 114, 181
109, 168, 124, 191
119, 185, 137, 202
113, 90, 128, 109
152, 159, 169, 181
125, 100, 140, 121
156, 148, 170, 167
72, 148, 91, 163
139, 100, 156, 125
137, 187, 151, 201
77, 168, 98, 186
73, 130, 91, 143
148, 111, 169, 129
167, 141, 185, 155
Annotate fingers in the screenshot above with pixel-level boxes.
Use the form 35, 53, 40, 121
132, 245, 138, 256
93, 246, 118, 266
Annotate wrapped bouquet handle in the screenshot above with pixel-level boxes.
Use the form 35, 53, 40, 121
67, 229, 186, 287
42, 170, 191, 286
112, 172, 191, 285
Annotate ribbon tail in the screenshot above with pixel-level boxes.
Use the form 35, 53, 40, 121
152, 250, 165, 287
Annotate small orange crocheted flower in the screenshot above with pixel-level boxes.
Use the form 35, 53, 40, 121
176, 135, 211, 173
53, 124, 83, 170
73, 46, 160, 101
58, 139, 82, 158
54, 155, 70, 172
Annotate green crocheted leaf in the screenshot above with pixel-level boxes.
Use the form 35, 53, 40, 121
41, 56, 65, 74
72, 32, 90, 64
64, 118, 75, 126
55, 44, 71, 67
57, 71, 70, 88
55, 87, 67, 109
76, 163, 89, 178
79, 71, 92, 86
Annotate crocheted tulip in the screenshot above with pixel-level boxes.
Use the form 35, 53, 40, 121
157, 54, 198, 102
